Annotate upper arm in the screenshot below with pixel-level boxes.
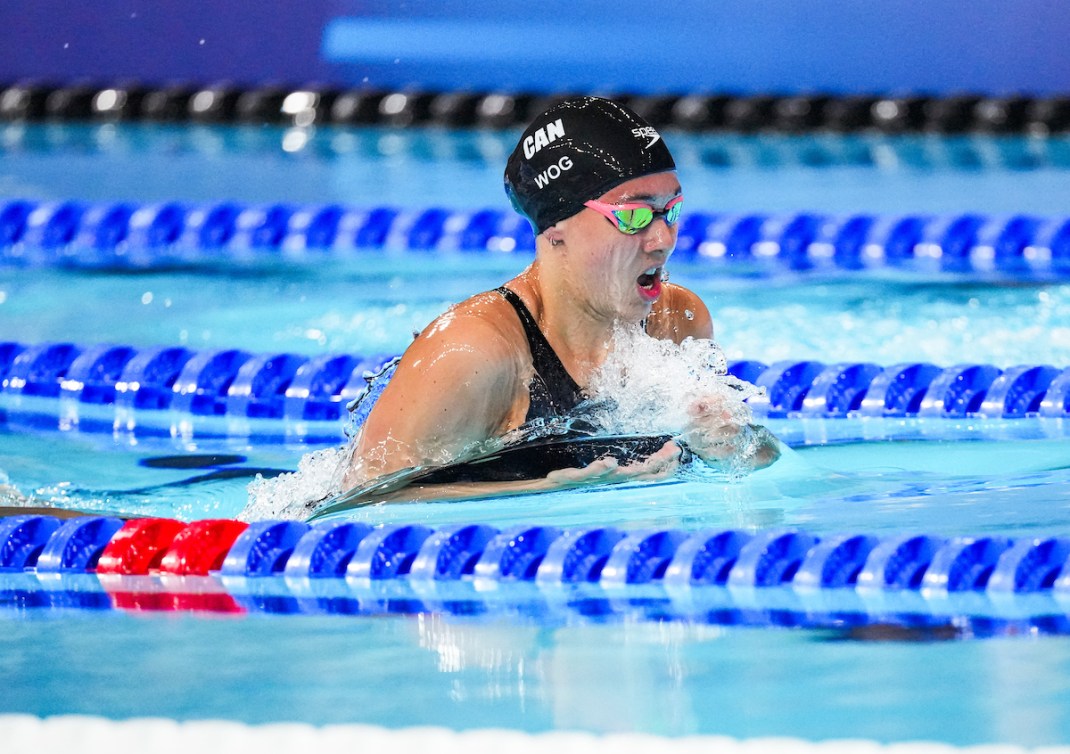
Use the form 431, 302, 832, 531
352, 310, 521, 478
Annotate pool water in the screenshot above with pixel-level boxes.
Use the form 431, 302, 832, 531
2, 123, 1070, 748
4, 261, 1070, 366
5, 612, 1070, 744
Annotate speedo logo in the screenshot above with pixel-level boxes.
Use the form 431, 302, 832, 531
632, 126, 661, 149
533, 156, 573, 189
523, 118, 565, 159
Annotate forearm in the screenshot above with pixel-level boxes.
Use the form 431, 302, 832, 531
354, 475, 571, 505
318, 442, 685, 517
317, 466, 613, 517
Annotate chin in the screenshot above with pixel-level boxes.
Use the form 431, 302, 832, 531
621, 299, 655, 323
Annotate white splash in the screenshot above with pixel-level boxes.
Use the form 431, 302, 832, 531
583, 323, 764, 437
242, 445, 349, 521
0, 470, 32, 507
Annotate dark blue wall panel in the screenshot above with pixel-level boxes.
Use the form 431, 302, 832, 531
0, 0, 1066, 96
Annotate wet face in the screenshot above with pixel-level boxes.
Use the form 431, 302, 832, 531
553, 171, 682, 322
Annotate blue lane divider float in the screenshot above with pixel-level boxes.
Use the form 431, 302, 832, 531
535, 527, 627, 585
409, 524, 500, 581
599, 529, 692, 586
0, 515, 61, 571
346, 523, 434, 580
473, 524, 563, 582
988, 537, 1070, 593
727, 530, 821, 588
6, 515, 1070, 636
663, 529, 754, 587
857, 534, 947, 590
793, 533, 881, 589
34, 516, 125, 573
283, 521, 375, 578
0, 341, 399, 433
8, 516, 1070, 623
2, 198, 1070, 276
220, 520, 310, 577
2, 341, 1070, 436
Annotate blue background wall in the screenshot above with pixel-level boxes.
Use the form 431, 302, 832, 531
1, 0, 1066, 96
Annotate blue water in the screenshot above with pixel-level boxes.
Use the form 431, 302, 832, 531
4, 613, 1070, 744
4, 123, 1070, 213
2, 123, 1070, 747
4, 263, 1070, 366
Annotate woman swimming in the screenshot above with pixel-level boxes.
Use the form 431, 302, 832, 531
340, 96, 780, 500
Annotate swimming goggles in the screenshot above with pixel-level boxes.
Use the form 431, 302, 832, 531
583, 195, 683, 235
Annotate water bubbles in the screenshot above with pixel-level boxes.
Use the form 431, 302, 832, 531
243, 446, 348, 521
0, 472, 30, 507
583, 324, 762, 436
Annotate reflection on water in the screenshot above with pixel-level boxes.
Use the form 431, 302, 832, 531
3, 607, 1070, 746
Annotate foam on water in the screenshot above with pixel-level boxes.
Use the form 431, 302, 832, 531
243, 446, 349, 521
584, 323, 763, 434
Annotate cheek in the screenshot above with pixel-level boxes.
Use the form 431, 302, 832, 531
564, 221, 639, 289
591, 256, 642, 302
583, 243, 626, 283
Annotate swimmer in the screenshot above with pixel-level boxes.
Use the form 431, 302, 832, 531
341, 96, 780, 499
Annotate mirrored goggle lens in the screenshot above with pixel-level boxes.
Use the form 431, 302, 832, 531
613, 207, 653, 234
664, 199, 682, 225
612, 199, 682, 234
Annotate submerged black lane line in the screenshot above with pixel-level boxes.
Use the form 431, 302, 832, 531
138, 453, 248, 469
130, 453, 290, 493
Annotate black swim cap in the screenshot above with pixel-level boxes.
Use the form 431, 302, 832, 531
504, 96, 676, 235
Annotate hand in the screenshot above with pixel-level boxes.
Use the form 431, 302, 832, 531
545, 440, 684, 486
678, 396, 744, 462
679, 396, 782, 471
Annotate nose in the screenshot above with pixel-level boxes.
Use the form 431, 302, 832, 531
641, 216, 677, 256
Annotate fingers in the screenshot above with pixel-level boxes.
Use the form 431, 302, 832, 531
546, 456, 620, 485
617, 441, 681, 480
546, 445, 682, 487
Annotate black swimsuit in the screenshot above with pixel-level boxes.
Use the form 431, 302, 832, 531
495, 286, 585, 422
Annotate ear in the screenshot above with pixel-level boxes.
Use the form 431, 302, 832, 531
543, 225, 565, 247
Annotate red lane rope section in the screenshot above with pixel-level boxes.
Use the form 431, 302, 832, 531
157, 520, 250, 576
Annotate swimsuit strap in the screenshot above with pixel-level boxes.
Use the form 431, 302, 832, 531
495, 286, 585, 420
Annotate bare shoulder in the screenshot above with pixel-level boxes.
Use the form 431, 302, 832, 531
646, 283, 714, 342
411, 289, 522, 358
384, 286, 531, 411
352, 288, 528, 474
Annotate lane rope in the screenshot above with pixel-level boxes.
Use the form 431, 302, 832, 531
3, 82, 1069, 136
2, 199, 1070, 277
3, 514, 1070, 633
2, 341, 1068, 443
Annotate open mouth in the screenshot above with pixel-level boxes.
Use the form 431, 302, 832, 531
636, 266, 662, 298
